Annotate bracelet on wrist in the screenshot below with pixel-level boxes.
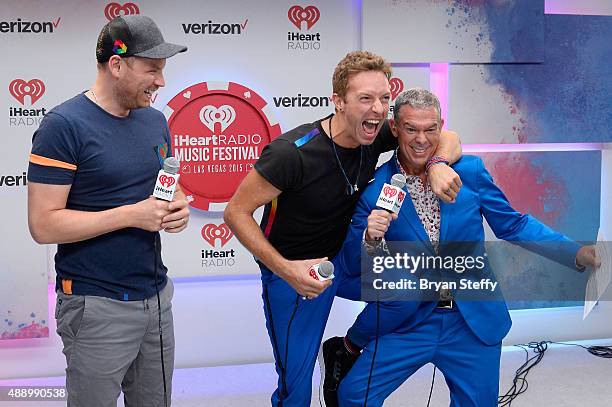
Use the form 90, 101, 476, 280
426, 155, 449, 172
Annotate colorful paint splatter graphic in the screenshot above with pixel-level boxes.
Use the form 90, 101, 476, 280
419, 0, 541, 61
483, 14, 612, 142
371, 0, 542, 63
2, 310, 49, 339
478, 151, 599, 241
474, 151, 600, 310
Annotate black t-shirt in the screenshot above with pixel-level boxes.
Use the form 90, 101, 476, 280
255, 114, 397, 260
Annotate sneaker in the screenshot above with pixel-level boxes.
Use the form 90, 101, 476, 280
318, 336, 359, 407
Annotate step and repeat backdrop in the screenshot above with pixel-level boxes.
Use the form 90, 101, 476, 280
1, 0, 609, 339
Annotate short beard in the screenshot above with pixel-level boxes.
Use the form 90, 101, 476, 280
113, 81, 141, 111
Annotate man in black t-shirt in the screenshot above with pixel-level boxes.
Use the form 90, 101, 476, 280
224, 51, 463, 406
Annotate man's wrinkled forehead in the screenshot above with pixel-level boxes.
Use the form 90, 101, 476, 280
396, 105, 441, 126
345, 70, 390, 95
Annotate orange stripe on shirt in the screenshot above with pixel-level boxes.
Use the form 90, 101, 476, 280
29, 153, 77, 171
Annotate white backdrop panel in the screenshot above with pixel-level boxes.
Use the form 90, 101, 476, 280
362, 0, 544, 63
448, 64, 522, 144
0, 189, 48, 340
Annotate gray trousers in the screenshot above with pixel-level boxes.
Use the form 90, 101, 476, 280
55, 279, 175, 407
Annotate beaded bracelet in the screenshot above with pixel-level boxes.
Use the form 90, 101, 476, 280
426, 155, 449, 172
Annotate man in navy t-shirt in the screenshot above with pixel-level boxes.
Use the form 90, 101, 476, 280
28, 15, 188, 406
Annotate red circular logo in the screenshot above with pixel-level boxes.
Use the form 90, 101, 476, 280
164, 82, 281, 212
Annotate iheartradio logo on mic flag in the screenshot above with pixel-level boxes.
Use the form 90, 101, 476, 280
104, 2, 140, 20
389, 77, 404, 100
201, 223, 234, 248
153, 169, 179, 201
376, 183, 406, 214
159, 175, 176, 188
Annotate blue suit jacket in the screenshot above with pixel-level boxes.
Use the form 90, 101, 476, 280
338, 154, 580, 345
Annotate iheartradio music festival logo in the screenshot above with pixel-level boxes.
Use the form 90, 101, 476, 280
164, 81, 281, 212
288, 5, 320, 30
104, 2, 140, 21
389, 77, 404, 100
9, 79, 45, 105
287, 5, 321, 51
8, 79, 47, 127
201, 223, 234, 248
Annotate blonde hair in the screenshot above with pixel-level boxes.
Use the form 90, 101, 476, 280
332, 51, 391, 98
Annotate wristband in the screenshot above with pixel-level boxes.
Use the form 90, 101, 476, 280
426, 156, 449, 172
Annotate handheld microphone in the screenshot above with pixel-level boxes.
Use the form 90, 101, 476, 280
153, 157, 180, 201
375, 173, 407, 214
308, 260, 335, 281
151, 156, 180, 407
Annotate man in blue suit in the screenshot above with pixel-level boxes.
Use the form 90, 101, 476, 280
320, 88, 599, 407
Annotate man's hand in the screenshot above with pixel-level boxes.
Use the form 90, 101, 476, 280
162, 196, 190, 233
128, 196, 172, 232
365, 209, 397, 241
576, 245, 601, 270
428, 164, 462, 203
281, 257, 333, 299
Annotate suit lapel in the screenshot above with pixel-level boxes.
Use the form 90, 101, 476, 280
439, 200, 455, 242
398, 191, 432, 244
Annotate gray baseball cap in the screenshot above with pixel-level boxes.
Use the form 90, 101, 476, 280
96, 15, 187, 63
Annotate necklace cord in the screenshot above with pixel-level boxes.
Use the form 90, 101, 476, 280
328, 115, 363, 195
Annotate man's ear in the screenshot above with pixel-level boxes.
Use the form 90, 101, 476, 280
440, 119, 445, 130
389, 119, 399, 138
108, 55, 122, 78
331, 93, 344, 112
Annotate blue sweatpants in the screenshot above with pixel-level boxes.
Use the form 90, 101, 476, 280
260, 257, 350, 407
338, 308, 501, 407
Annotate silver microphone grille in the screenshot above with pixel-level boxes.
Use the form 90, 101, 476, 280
390, 173, 406, 189
318, 261, 335, 278
163, 157, 180, 175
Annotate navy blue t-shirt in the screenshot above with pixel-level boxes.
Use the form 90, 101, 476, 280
28, 93, 171, 301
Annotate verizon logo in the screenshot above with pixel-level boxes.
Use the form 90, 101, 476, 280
0, 172, 27, 187
182, 19, 248, 35
272, 94, 330, 108
0, 17, 61, 33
